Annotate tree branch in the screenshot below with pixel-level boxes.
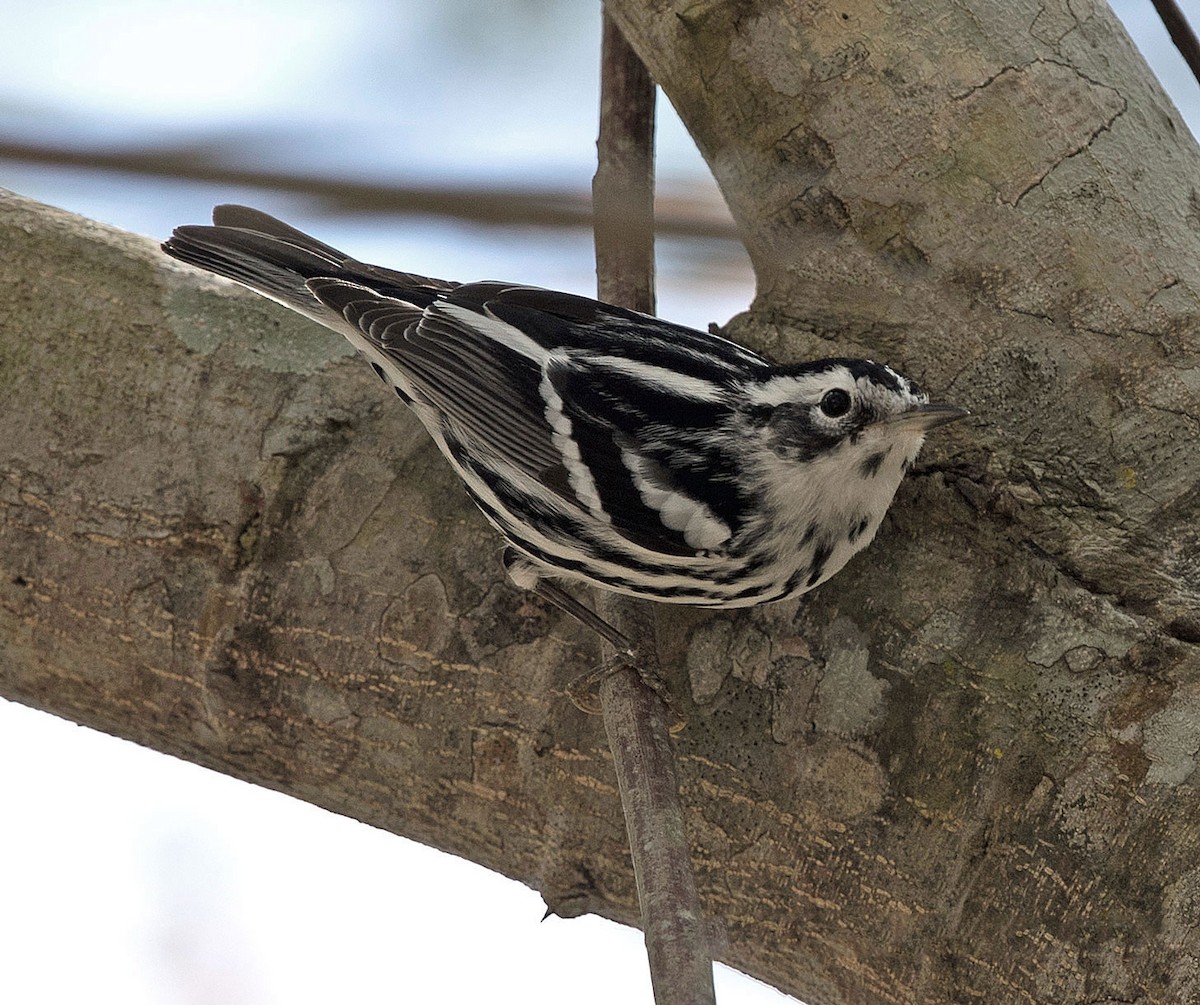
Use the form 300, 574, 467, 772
598, 603, 715, 1005
5, 1, 1200, 1001
591, 13, 716, 1004
0, 138, 737, 241
1151, 0, 1200, 86
594, 11, 657, 314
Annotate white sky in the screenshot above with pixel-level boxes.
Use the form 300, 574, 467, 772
0, 700, 788, 1004
1, 1, 1197, 1003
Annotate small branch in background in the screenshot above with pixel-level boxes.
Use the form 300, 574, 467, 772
0, 139, 737, 241
594, 14, 657, 313
592, 11, 716, 1005
1151, 0, 1200, 85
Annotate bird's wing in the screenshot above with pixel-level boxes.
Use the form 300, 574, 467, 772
164, 209, 759, 558
308, 281, 756, 556
541, 349, 748, 554
307, 279, 567, 480
475, 286, 763, 553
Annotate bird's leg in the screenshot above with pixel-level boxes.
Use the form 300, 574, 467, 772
502, 548, 634, 656
536, 582, 641, 713
531, 577, 636, 656
502, 549, 680, 719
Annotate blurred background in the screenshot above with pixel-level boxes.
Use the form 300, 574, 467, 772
1, 2, 1197, 1003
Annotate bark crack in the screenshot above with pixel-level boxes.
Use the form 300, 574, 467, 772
950, 58, 1129, 206
1011, 94, 1127, 206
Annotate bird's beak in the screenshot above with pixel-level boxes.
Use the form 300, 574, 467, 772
883, 403, 970, 430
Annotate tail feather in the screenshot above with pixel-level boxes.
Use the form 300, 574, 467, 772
210, 204, 350, 262
161, 205, 458, 320
163, 223, 347, 314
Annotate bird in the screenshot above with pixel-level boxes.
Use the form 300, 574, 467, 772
162, 205, 966, 653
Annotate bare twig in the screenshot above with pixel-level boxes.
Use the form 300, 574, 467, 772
592, 11, 716, 1005
597, 598, 715, 1005
593, 14, 657, 313
1151, 0, 1200, 86
0, 139, 737, 241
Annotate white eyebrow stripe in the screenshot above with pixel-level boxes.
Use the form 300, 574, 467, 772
743, 371, 848, 406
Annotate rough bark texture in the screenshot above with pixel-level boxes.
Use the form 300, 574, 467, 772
3, 1, 1200, 1003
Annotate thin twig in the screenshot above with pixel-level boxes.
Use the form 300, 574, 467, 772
1151, 0, 1200, 86
0, 139, 738, 241
597, 598, 715, 1005
593, 14, 657, 313
592, 11, 716, 1005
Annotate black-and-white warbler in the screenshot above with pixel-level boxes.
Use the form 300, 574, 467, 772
163, 205, 966, 651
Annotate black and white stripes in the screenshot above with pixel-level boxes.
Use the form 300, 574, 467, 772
163, 205, 966, 613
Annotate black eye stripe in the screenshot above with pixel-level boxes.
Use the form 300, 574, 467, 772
819, 388, 851, 418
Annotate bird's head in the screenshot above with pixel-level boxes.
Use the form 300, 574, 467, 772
744, 358, 966, 467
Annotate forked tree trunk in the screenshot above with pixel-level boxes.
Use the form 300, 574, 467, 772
3, 2, 1200, 1002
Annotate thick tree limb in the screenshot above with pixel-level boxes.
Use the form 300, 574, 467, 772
4, 2, 1200, 1002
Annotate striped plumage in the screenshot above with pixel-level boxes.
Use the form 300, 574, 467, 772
163, 206, 965, 644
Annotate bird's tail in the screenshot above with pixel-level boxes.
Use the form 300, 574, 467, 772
161, 205, 456, 321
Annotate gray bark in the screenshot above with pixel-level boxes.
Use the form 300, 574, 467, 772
3, 1, 1200, 1001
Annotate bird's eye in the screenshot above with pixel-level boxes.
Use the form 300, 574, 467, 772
907, 379, 923, 398
819, 388, 851, 418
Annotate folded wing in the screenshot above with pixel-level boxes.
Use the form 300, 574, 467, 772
164, 206, 764, 562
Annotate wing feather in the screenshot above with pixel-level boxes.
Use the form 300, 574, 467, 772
307, 280, 566, 481
164, 210, 762, 563
546, 354, 749, 554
